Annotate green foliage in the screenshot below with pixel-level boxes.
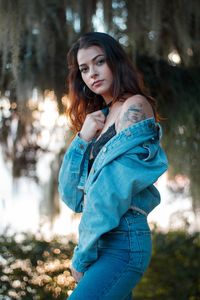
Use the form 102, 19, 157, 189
0, 231, 199, 299
134, 230, 200, 300
137, 55, 200, 210
0, 233, 76, 299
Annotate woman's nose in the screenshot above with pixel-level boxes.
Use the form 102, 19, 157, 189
90, 66, 98, 78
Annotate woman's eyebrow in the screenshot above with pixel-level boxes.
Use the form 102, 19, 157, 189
79, 54, 104, 67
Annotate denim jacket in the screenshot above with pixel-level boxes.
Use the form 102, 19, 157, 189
58, 117, 168, 272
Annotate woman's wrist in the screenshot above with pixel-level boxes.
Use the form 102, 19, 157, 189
78, 132, 91, 142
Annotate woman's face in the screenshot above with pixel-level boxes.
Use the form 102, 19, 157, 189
77, 46, 113, 101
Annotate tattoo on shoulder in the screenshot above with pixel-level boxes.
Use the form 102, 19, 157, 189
117, 103, 146, 131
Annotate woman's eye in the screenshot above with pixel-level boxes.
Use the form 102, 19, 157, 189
97, 58, 105, 65
80, 67, 88, 73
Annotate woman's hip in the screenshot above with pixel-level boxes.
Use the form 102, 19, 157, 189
68, 211, 152, 300
97, 210, 152, 273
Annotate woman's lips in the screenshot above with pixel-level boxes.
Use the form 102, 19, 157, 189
92, 80, 104, 87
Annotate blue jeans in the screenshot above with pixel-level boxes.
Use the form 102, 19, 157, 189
68, 210, 152, 300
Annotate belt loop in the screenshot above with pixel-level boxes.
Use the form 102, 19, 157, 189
129, 206, 148, 216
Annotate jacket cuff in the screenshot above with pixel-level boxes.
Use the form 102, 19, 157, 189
70, 133, 92, 155
71, 247, 90, 273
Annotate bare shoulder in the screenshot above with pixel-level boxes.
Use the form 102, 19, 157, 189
115, 95, 154, 133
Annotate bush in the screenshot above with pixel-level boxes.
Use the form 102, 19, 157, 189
134, 230, 200, 300
0, 230, 199, 299
0, 233, 76, 299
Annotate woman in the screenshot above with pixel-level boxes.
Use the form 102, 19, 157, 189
58, 32, 168, 300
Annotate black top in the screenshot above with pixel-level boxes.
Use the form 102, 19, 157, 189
88, 123, 116, 174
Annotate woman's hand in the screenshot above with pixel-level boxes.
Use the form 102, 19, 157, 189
71, 267, 84, 283
79, 110, 106, 142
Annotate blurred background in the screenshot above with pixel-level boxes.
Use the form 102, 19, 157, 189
0, 0, 199, 299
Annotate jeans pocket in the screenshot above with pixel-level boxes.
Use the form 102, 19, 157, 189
129, 230, 152, 273
98, 230, 129, 250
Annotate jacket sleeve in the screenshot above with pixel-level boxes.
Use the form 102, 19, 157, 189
71, 143, 168, 272
58, 133, 92, 213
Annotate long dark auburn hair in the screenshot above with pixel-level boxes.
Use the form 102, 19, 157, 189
66, 32, 159, 134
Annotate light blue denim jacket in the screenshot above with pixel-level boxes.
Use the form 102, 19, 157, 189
58, 117, 168, 272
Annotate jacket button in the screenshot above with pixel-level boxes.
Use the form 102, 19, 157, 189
102, 147, 107, 152
79, 144, 84, 149
125, 130, 131, 136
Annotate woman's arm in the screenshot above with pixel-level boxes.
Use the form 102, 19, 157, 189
116, 95, 154, 133
58, 133, 92, 213
58, 109, 107, 212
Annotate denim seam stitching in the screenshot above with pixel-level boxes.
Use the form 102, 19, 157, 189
124, 215, 132, 256
96, 260, 132, 300
96, 216, 132, 300
125, 215, 143, 270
